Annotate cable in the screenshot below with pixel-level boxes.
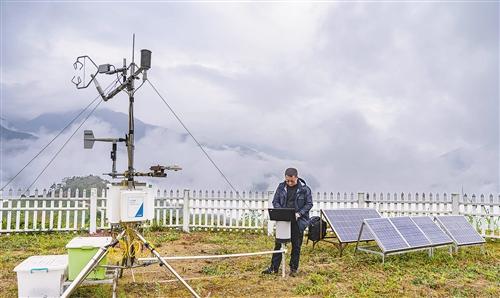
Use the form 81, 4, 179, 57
146, 80, 247, 203
132, 80, 146, 96
22, 97, 104, 195
106, 78, 121, 98
0, 79, 118, 191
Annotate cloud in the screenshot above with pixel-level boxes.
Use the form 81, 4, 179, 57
1, 2, 498, 194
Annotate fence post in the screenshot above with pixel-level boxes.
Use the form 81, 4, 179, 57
451, 193, 459, 215
358, 192, 365, 208
182, 189, 190, 233
89, 188, 97, 234
267, 191, 274, 236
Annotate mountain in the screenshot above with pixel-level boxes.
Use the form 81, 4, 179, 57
0, 124, 38, 140
48, 175, 110, 196
11, 108, 158, 140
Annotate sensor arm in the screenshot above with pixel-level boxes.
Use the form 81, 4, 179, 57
92, 68, 143, 102
91, 74, 108, 101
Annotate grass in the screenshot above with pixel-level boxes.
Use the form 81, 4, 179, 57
0, 229, 499, 297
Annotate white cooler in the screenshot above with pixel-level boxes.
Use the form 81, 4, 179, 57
14, 254, 68, 298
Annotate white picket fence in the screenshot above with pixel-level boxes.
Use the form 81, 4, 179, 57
1, 188, 499, 238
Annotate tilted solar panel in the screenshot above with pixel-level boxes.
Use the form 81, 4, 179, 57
412, 216, 453, 246
364, 218, 410, 252
322, 208, 381, 243
436, 216, 485, 246
389, 217, 431, 248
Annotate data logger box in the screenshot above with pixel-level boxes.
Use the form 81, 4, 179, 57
107, 183, 154, 223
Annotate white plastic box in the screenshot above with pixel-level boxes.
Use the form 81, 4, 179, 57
107, 183, 154, 223
14, 254, 68, 298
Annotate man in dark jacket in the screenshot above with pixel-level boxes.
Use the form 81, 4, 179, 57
262, 168, 313, 276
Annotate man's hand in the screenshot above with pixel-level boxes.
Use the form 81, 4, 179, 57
295, 212, 301, 220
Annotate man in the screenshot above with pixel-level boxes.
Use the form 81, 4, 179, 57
262, 167, 313, 277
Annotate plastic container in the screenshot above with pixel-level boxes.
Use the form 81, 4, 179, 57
66, 237, 112, 280
14, 254, 68, 298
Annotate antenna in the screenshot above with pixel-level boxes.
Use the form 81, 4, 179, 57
132, 33, 135, 66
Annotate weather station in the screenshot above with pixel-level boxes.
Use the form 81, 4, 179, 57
63, 35, 199, 298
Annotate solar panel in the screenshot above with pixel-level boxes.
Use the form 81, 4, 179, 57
389, 217, 431, 248
436, 216, 485, 246
412, 216, 453, 246
322, 208, 381, 243
364, 218, 410, 252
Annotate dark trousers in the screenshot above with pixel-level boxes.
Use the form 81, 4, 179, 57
271, 220, 303, 271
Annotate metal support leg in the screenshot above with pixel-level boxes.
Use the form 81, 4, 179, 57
112, 268, 119, 298
355, 223, 365, 255
281, 243, 286, 278
134, 230, 201, 298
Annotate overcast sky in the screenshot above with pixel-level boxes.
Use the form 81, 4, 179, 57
1, 1, 498, 194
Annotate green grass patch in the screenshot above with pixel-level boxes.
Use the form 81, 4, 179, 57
0, 231, 498, 297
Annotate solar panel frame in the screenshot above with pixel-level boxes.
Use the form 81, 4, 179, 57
363, 218, 411, 253
411, 216, 453, 246
321, 208, 381, 243
435, 216, 485, 246
389, 217, 432, 249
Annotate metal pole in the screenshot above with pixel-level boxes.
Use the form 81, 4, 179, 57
134, 230, 201, 298
112, 268, 119, 298
138, 249, 287, 262
281, 243, 286, 278
127, 35, 136, 188
127, 85, 135, 188
354, 222, 365, 255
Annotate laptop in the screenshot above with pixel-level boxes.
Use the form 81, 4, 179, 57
268, 208, 296, 222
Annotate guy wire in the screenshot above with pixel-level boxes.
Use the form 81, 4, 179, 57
22, 97, 104, 196
1, 79, 119, 192
19, 78, 120, 195
146, 80, 258, 211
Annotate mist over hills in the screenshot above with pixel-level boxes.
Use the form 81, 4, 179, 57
8, 109, 158, 140
0, 109, 497, 193
0, 124, 37, 141
0, 108, 291, 192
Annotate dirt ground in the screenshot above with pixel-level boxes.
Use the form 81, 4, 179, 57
1, 229, 499, 297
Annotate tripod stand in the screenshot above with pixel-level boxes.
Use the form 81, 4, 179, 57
61, 226, 200, 298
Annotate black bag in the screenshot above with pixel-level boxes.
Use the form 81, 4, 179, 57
308, 216, 327, 242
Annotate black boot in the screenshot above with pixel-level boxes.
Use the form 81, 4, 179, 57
261, 267, 278, 274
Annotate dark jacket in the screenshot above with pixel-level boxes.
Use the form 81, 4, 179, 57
272, 178, 313, 233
